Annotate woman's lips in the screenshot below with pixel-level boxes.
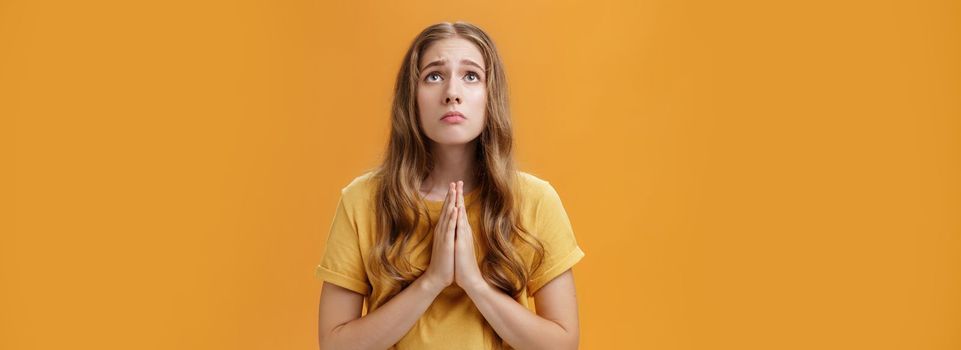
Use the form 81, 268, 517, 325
441, 114, 467, 124
441, 112, 465, 123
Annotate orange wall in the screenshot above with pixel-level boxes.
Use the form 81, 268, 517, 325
3, 0, 960, 349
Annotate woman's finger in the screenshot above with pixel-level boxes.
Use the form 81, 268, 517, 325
447, 197, 458, 240
456, 181, 467, 230
437, 182, 454, 227
449, 183, 458, 222
444, 182, 459, 226
457, 203, 470, 236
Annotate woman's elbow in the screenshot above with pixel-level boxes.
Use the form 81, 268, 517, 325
561, 329, 579, 350
318, 324, 346, 350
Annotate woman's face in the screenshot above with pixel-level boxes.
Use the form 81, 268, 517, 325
417, 37, 487, 146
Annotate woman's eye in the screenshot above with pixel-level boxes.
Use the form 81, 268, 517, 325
426, 72, 442, 82
465, 72, 480, 82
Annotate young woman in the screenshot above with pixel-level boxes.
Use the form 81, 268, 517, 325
316, 21, 585, 350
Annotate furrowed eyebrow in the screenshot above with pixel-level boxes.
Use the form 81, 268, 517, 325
420, 59, 486, 72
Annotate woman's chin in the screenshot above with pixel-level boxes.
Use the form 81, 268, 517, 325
431, 135, 479, 146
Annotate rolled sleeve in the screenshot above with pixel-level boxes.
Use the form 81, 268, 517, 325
527, 182, 585, 295
316, 193, 371, 296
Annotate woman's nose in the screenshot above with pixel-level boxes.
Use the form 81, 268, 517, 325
444, 82, 461, 104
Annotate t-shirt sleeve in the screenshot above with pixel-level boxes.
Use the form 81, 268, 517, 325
315, 193, 372, 296
526, 182, 585, 295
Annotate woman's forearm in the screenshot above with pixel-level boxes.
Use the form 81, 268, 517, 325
321, 276, 443, 350
463, 282, 577, 350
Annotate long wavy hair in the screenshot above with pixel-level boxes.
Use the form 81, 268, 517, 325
369, 22, 546, 311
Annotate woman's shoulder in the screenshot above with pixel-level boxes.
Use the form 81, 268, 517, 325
337, 169, 379, 207
516, 170, 550, 187
515, 170, 561, 204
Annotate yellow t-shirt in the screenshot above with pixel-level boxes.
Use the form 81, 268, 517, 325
315, 170, 585, 349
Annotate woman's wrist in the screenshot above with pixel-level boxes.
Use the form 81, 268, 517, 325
416, 274, 447, 295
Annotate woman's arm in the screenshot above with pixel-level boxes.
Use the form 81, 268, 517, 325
318, 276, 444, 350
463, 269, 580, 350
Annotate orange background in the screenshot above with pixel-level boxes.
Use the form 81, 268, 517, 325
3, 0, 960, 349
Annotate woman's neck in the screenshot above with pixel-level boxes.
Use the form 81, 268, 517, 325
422, 141, 478, 197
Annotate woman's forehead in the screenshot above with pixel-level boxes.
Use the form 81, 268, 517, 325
420, 38, 485, 69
